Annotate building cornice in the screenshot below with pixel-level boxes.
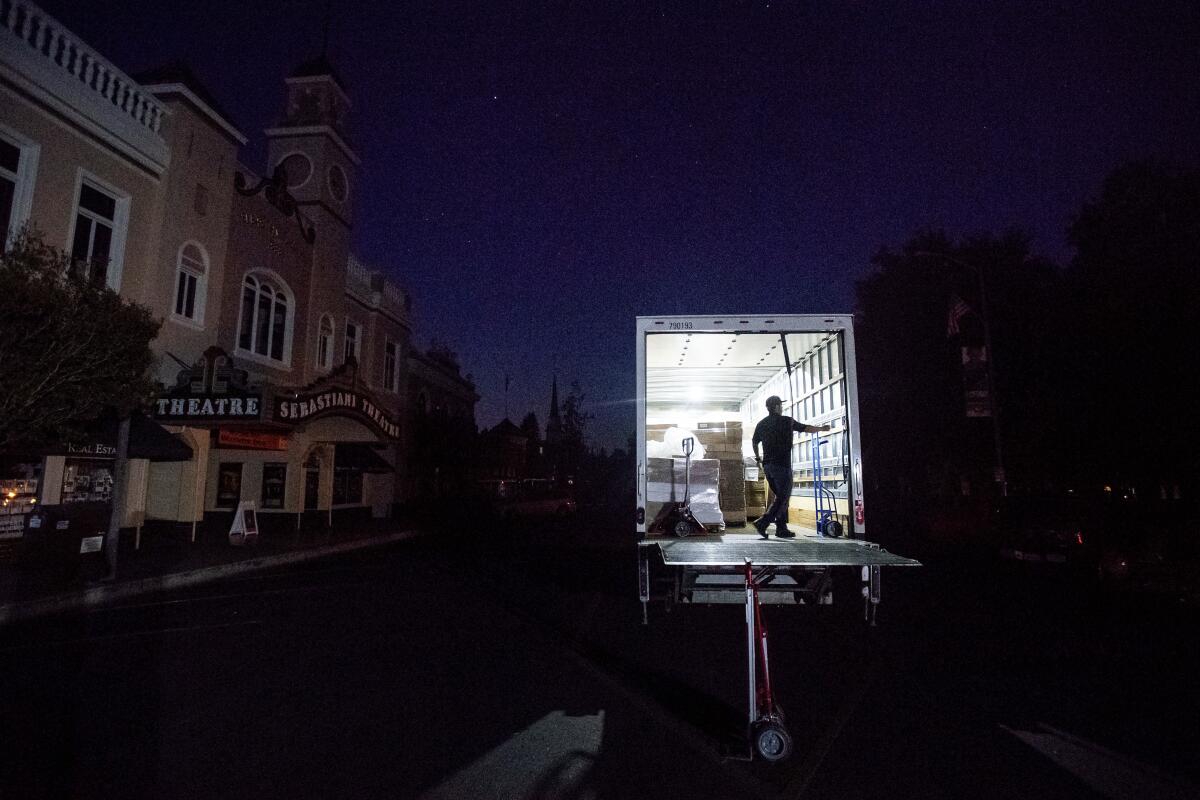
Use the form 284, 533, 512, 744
263, 124, 361, 166
346, 290, 412, 331
142, 82, 247, 145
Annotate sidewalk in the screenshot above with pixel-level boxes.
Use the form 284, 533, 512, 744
0, 519, 425, 627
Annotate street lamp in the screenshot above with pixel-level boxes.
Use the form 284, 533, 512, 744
914, 250, 1008, 498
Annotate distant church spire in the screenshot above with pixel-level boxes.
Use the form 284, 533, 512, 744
545, 375, 562, 446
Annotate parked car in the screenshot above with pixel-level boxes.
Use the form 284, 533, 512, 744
491, 479, 577, 519
993, 495, 1104, 571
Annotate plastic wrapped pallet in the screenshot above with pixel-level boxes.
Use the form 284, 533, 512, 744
645, 457, 724, 531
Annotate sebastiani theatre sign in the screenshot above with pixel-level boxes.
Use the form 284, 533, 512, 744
275, 389, 401, 440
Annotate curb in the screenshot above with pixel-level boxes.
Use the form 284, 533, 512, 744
0, 529, 424, 627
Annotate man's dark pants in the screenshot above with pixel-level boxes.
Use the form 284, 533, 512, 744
762, 463, 793, 530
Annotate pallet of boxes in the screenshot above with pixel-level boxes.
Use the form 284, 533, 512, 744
694, 421, 748, 527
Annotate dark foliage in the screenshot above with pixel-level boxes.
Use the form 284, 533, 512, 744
0, 230, 160, 450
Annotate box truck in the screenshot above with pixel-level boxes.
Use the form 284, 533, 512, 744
635, 314, 919, 760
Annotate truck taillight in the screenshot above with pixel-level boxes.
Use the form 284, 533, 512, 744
854, 500, 864, 526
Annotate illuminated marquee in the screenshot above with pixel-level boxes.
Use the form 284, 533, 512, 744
274, 389, 401, 440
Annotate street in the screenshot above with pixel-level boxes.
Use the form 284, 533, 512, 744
2, 515, 1198, 799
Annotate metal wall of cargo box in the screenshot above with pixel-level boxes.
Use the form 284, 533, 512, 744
635, 314, 866, 538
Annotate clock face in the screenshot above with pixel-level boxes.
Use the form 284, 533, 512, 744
278, 153, 312, 188
327, 164, 348, 202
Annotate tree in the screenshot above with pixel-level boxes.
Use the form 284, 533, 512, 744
559, 381, 592, 479
0, 230, 160, 450
1064, 161, 1200, 491
854, 229, 1066, 504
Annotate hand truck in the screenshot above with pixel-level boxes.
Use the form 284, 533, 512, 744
744, 558, 793, 762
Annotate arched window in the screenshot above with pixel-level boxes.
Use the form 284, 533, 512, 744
237, 272, 292, 364
316, 314, 333, 370
172, 242, 208, 323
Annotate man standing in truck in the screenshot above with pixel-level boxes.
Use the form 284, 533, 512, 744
753, 395, 831, 538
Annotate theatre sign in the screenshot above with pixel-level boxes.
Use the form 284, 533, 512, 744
154, 395, 262, 420
154, 347, 264, 423
274, 389, 401, 440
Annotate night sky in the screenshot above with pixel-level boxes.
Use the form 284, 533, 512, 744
38, 1, 1200, 450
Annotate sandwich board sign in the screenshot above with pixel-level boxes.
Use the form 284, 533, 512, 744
229, 500, 259, 546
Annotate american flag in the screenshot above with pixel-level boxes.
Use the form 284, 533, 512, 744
946, 294, 972, 337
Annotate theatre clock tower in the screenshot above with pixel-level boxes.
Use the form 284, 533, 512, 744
264, 56, 360, 382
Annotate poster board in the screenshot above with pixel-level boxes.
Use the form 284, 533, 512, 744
229, 500, 259, 546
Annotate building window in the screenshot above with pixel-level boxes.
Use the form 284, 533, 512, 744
344, 321, 360, 364
262, 463, 286, 509
216, 463, 242, 509
172, 242, 208, 323
317, 314, 333, 370
69, 177, 127, 289
237, 273, 293, 364
0, 129, 38, 251
384, 340, 398, 392
0, 138, 20, 248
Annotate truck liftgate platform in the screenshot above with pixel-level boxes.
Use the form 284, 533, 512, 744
638, 531, 920, 620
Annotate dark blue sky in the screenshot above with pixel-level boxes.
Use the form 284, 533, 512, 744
41, 1, 1200, 449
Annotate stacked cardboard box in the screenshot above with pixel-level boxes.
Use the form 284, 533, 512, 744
645, 456, 724, 531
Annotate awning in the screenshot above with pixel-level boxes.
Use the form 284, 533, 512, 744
126, 415, 194, 461
47, 413, 194, 462
334, 442, 394, 473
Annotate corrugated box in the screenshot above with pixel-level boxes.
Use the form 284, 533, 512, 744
718, 458, 746, 524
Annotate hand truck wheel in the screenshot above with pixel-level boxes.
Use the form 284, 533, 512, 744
752, 718, 793, 762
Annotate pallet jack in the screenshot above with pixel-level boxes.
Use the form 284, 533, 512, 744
648, 436, 707, 537
742, 558, 792, 762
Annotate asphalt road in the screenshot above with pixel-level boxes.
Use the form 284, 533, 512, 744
2, 517, 1198, 800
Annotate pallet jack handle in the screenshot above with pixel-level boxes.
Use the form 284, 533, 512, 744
682, 436, 694, 501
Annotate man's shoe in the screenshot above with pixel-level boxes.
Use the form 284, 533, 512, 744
754, 517, 770, 538
776, 529, 796, 538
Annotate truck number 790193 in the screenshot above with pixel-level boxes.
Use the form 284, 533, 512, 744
668, 322, 693, 330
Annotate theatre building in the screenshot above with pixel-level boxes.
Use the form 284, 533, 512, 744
145, 58, 422, 534
1, 3, 476, 546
